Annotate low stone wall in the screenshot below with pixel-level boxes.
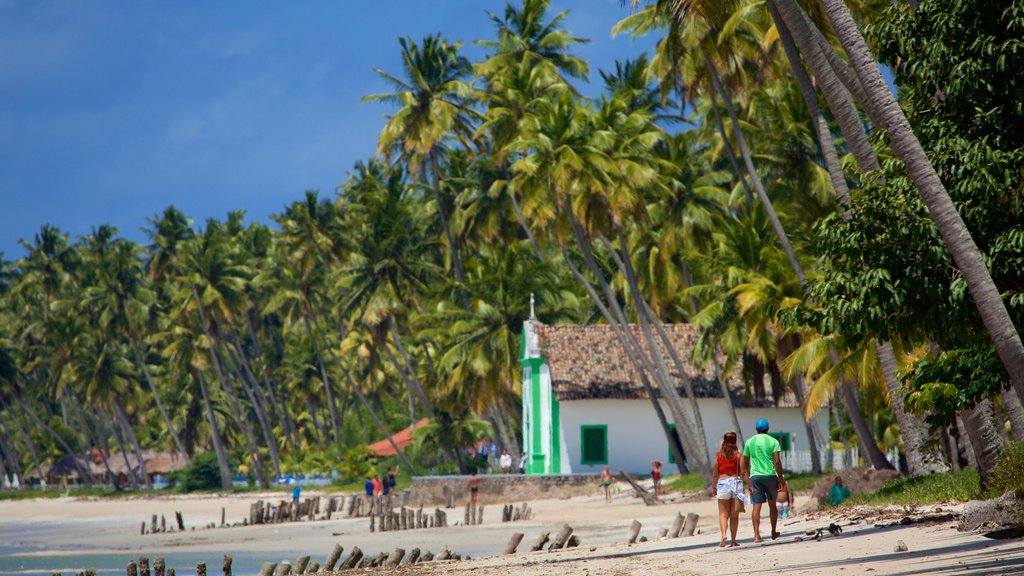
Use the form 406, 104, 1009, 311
406, 474, 601, 506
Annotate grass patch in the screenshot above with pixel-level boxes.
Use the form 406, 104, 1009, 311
785, 472, 826, 494
666, 472, 705, 493
845, 468, 982, 506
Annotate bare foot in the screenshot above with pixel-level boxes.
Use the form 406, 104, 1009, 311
772, 531, 781, 540
753, 537, 763, 544
730, 542, 739, 547
718, 538, 726, 548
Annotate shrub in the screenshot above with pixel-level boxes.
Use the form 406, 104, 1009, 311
338, 446, 376, 482
989, 442, 1024, 497
176, 452, 227, 492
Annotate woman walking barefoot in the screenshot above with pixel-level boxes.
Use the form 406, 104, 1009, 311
711, 431, 743, 547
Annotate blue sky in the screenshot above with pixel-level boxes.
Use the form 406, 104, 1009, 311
0, 0, 657, 259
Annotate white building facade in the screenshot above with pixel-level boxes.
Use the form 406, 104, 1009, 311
520, 319, 828, 475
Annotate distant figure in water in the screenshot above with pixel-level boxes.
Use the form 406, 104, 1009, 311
829, 476, 851, 506
599, 466, 614, 503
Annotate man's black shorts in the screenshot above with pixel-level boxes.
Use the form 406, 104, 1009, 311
750, 475, 779, 504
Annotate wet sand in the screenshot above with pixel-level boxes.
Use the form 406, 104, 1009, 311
1, 487, 1021, 575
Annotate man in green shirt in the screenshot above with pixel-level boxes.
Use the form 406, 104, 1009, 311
742, 417, 784, 543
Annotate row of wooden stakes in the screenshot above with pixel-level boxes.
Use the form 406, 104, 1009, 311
369, 506, 448, 532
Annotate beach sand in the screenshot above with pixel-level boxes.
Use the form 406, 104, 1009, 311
1, 487, 1021, 575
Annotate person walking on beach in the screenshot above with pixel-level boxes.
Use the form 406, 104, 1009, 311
742, 417, 784, 543
599, 465, 614, 503
292, 484, 301, 504
468, 471, 482, 506
651, 460, 663, 497
712, 431, 743, 547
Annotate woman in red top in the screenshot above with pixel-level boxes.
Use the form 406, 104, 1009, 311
711, 431, 742, 547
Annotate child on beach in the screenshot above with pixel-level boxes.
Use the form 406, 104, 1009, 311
777, 477, 795, 518
651, 460, 663, 497
599, 466, 614, 503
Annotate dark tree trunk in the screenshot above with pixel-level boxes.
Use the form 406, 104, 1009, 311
196, 370, 233, 490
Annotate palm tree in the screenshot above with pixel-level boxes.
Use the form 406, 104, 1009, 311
364, 34, 478, 291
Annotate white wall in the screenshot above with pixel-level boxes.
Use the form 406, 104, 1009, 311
558, 398, 828, 475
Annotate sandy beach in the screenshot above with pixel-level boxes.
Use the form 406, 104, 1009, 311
1, 487, 1021, 576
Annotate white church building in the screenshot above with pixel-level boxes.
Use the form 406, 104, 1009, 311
520, 317, 828, 475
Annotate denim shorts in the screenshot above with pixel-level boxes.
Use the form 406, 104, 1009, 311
716, 477, 742, 500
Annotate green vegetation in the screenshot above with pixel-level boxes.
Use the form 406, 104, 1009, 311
0, 0, 1021, 495
845, 470, 983, 507
989, 442, 1024, 497
666, 472, 706, 494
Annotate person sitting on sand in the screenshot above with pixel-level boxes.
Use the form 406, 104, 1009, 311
777, 477, 795, 518
829, 475, 851, 506
712, 431, 743, 547
651, 460, 663, 497
599, 466, 614, 503
742, 417, 784, 543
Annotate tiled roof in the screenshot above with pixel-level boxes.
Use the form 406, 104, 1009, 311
533, 322, 796, 408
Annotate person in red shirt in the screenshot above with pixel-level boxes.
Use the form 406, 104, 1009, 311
711, 431, 743, 547
651, 460, 663, 497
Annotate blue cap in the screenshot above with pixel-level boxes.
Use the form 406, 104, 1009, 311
755, 418, 770, 432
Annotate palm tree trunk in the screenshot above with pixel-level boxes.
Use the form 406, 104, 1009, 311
604, 232, 711, 464
1001, 389, 1024, 442
875, 340, 947, 475
91, 407, 120, 488
15, 395, 96, 486
559, 246, 689, 474
0, 423, 24, 480
792, 374, 824, 474
565, 213, 710, 478
838, 378, 896, 470
960, 399, 1007, 486
388, 316, 435, 418
429, 155, 467, 295
112, 399, 153, 489
821, 0, 1024, 402
3, 405, 42, 486
706, 84, 756, 208
130, 339, 189, 464
318, 330, 421, 475
227, 341, 282, 478
246, 317, 297, 450
109, 406, 140, 489
218, 346, 269, 488
303, 312, 341, 444
196, 370, 233, 490
771, 0, 880, 175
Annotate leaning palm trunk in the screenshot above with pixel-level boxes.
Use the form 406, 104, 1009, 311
1001, 389, 1024, 442
227, 340, 282, 477
707, 52, 894, 470
303, 313, 342, 444
770, 3, 941, 475
820, 0, 1024, 403
388, 317, 435, 418
16, 395, 96, 486
3, 404, 43, 486
792, 374, 824, 474
960, 399, 1007, 486
112, 399, 153, 489
130, 338, 190, 464
0, 424, 23, 480
219, 346, 270, 488
196, 370, 233, 490
560, 246, 690, 473
603, 232, 711, 457
109, 408, 140, 489
566, 209, 711, 478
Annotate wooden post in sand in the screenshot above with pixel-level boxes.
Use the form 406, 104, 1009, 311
306, 563, 318, 574
503, 533, 524, 554
549, 524, 573, 550
294, 556, 310, 574
222, 554, 232, 576
669, 513, 684, 538
196, 562, 206, 576
683, 513, 699, 536
340, 547, 363, 570
628, 520, 642, 544
530, 532, 550, 552
153, 558, 165, 576
477, 505, 484, 525
151, 515, 158, 534
257, 564, 275, 576
402, 548, 421, 565
176, 512, 184, 531
160, 516, 166, 533
324, 544, 344, 571
384, 549, 405, 567
139, 558, 150, 576
126, 561, 137, 576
